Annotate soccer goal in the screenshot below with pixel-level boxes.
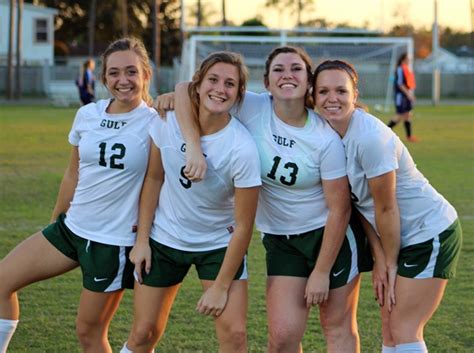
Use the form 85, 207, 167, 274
179, 33, 414, 111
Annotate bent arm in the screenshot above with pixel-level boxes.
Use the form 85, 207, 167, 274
357, 209, 388, 306
306, 177, 351, 306
216, 186, 259, 288
50, 146, 79, 222
174, 82, 207, 180
196, 186, 259, 316
131, 144, 165, 282
368, 171, 400, 270
368, 171, 400, 310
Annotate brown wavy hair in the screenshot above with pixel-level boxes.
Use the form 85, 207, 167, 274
100, 37, 153, 106
263, 46, 314, 108
188, 51, 248, 120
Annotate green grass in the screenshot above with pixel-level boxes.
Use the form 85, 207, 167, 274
0, 105, 473, 352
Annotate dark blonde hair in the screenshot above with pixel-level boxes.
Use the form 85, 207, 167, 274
188, 51, 248, 119
83, 58, 94, 71
312, 59, 367, 111
101, 37, 153, 106
263, 46, 314, 108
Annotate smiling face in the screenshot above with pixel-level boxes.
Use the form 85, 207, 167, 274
265, 52, 310, 102
104, 50, 149, 109
314, 69, 358, 126
197, 62, 240, 117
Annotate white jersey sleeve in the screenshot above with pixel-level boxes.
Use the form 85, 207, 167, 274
68, 107, 86, 146
231, 91, 270, 126
358, 130, 399, 179
148, 113, 166, 148
319, 131, 347, 180
231, 135, 262, 188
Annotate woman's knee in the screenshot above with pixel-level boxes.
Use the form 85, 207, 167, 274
0, 262, 15, 298
128, 321, 163, 348
217, 319, 247, 349
268, 323, 302, 351
389, 316, 424, 343
76, 319, 106, 347
320, 308, 357, 340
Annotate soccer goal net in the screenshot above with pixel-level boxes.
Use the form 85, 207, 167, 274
179, 34, 414, 111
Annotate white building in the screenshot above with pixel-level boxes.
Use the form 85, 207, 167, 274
416, 48, 474, 73
0, 0, 57, 65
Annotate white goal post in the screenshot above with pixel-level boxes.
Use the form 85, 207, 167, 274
180, 34, 414, 111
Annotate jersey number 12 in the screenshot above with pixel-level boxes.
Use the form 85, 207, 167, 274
98, 142, 126, 169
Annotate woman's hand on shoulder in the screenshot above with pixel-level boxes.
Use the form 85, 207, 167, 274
184, 144, 207, 181
153, 92, 175, 118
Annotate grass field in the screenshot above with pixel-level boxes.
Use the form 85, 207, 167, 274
0, 105, 473, 352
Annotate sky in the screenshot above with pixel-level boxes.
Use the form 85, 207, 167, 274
183, 0, 473, 33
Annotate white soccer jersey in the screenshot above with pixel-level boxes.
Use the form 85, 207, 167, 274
343, 108, 458, 248
65, 99, 156, 246
233, 92, 347, 234
149, 112, 261, 251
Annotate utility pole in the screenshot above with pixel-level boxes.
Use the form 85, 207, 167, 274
15, 0, 23, 100
470, 0, 473, 52
153, 0, 162, 92
6, 0, 15, 99
88, 0, 96, 56
121, 0, 128, 37
432, 0, 440, 106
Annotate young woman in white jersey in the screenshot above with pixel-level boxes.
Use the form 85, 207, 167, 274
312, 60, 462, 353
120, 52, 261, 353
156, 46, 372, 353
0, 38, 157, 353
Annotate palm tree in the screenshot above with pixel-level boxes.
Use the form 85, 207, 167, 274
265, 0, 314, 27
197, 0, 202, 26
221, 0, 227, 27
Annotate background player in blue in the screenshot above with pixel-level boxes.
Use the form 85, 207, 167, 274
0, 38, 157, 353
313, 59, 462, 353
77, 58, 96, 105
387, 53, 417, 142
120, 52, 260, 353
156, 46, 371, 353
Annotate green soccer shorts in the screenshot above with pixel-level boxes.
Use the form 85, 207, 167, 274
262, 216, 371, 289
141, 238, 247, 287
398, 219, 462, 279
42, 213, 134, 292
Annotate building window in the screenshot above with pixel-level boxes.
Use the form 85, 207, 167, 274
35, 18, 49, 43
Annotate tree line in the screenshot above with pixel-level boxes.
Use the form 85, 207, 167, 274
4, 0, 472, 99
33, 0, 474, 62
